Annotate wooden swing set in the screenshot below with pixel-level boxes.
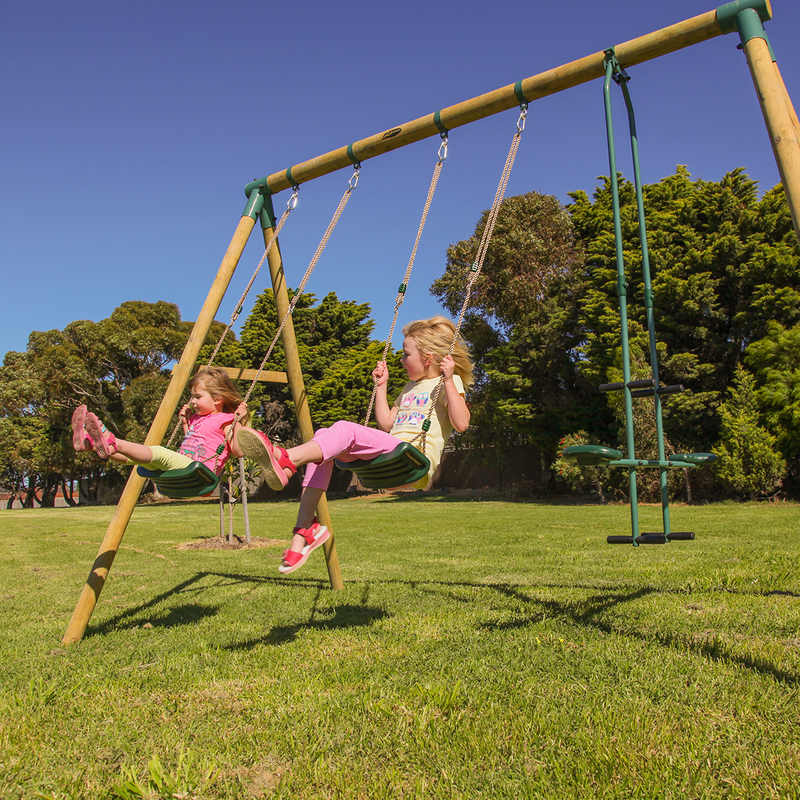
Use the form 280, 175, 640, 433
63, 0, 799, 643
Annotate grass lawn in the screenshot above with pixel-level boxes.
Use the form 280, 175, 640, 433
1, 496, 799, 799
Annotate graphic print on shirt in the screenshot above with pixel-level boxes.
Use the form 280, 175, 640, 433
176, 411, 234, 473
180, 420, 208, 463
393, 388, 431, 431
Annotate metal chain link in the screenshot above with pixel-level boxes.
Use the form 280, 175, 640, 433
416, 109, 527, 453
166, 188, 300, 449
364, 136, 448, 426
240, 167, 361, 409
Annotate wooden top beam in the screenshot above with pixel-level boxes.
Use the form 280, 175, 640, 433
251, 6, 739, 196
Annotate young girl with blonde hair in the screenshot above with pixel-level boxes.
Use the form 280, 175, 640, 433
72, 366, 252, 476
237, 316, 473, 574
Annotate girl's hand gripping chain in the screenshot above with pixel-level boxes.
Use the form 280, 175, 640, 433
178, 404, 191, 434
372, 360, 389, 388
440, 354, 456, 382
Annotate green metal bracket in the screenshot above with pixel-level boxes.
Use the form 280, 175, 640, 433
244, 176, 269, 197
716, 0, 772, 34
242, 187, 265, 220
717, 0, 772, 51
346, 144, 360, 167
734, 7, 769, 46
259, 192, 277, 230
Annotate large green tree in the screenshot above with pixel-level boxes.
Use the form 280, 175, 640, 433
568, 167, 800, 454
745, 321, 800, 483
0, 301, 224, 505
713, 364, 787, 499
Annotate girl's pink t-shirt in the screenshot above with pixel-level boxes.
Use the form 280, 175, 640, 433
179, 412, 235, 473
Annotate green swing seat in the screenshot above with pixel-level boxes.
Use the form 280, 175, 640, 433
335, 442, 431, 490
137, 462, 220, 499
562, 444, 623, 466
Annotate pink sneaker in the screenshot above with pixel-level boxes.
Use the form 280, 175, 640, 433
84, 412, 117, 459
279, 520, 330, 574
236, 429, 296, 491
71, 405, 93, 451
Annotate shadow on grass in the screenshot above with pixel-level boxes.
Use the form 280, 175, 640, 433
226, 603, 389, 650
472, 582, 800, 686
88, 570, 798, 685
364, 491, 605, 506
86, 571, 324, 637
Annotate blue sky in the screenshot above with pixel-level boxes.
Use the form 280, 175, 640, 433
3, 0, 798, 363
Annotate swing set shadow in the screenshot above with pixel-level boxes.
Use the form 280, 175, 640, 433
87, 569, 800, 686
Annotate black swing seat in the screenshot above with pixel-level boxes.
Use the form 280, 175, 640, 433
335, 442, 431, 490
562, 444, 623, 466
137, 462, 220, 499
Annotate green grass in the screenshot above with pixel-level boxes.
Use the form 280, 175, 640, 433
1, 497, 799, 799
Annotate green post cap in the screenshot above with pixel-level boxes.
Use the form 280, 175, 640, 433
243, 177, 269, 220
242, 188, 265, 220
244, 176, 269, 197
716, 0, 772, 38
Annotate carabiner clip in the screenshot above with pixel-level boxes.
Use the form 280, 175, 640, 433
517, 103, 528, 133
349, 166, 361, 191
287, 188, 299, 211
438, 134, 449, 163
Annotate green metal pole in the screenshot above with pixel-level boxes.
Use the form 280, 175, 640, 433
603, 52, 640, 545
615, 61, 672, 540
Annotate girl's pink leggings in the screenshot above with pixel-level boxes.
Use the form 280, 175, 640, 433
302, 420, 402, 490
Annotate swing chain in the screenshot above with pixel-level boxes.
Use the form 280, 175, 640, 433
240, 168, 360, 408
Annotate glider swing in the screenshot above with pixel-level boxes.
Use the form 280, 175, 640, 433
561, 49, 719, 545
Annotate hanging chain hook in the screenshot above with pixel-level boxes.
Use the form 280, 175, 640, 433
348, 165, 361, 191
517, 103, 529, 133
287, 187, 299, 211
438, 133, 449, 163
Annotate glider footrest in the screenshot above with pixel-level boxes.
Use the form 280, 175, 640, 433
607, 531, 695, 544
668, 452, 717, 466
562, 445, 623, 466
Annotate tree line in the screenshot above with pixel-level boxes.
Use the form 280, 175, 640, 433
1, 166, 797, 506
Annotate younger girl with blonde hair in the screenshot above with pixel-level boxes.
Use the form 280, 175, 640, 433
72, 366, 252, 476
237, 316, 473, 574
